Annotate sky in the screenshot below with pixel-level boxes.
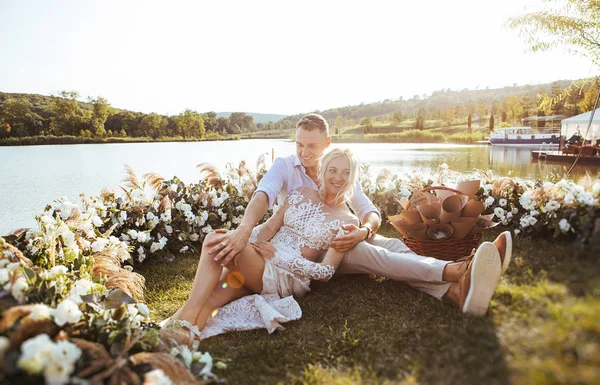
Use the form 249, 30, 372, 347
0, 0, 597, 116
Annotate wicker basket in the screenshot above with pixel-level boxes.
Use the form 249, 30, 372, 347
399, 186, 484, 261
403, 233, 483, 261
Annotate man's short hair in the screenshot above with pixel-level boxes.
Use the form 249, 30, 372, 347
296, 114, 330, 137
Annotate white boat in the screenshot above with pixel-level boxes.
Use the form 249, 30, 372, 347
489, 126, 560, 148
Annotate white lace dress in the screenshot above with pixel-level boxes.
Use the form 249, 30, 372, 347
198, 187, 359, 339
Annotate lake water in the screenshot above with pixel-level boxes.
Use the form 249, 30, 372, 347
1, 139, 598, 235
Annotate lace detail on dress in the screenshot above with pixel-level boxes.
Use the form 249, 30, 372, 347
249, 223, 266, 243
199, 294, 302, 340
275, 191, 346, 252
287, 259, 335, 281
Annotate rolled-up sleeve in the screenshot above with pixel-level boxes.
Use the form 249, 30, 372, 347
255, 157, 287, 208
349, 180, 380, 222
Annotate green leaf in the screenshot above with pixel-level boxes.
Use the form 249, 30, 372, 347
103, 289, 135, 309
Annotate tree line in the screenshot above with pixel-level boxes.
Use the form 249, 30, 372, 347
0, 91, 260, 139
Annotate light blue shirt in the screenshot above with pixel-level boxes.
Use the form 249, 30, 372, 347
255, 155, 379, 222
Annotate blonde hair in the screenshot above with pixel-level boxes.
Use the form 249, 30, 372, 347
296, 113, 330, 137
318, 148, 359, 204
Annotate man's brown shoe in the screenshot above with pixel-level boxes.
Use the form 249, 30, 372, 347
458, 242, 502, 316
493, 231, 512, 275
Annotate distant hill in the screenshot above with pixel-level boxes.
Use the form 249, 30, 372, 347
279, 79, 579, 124
216, 112, 288, 124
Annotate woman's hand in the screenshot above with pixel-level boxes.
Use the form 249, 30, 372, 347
205, 225, 253, 266
330, 224, 368, 252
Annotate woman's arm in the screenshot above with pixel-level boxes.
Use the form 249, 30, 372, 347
249, 200, 288, 243
287, 247, 345, 282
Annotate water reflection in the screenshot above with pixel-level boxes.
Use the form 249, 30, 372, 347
1, 140, 599, 234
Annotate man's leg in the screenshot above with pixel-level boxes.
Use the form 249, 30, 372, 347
337, 235, 452, 299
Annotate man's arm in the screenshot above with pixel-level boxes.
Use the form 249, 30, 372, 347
206, 191, 269, 265
330, 180, 381, 252
330, 211, 381, 252
207, 157, 288, 265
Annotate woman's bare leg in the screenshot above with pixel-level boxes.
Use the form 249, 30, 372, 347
178, 232, 266, 324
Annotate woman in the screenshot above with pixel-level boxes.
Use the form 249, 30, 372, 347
166, 148, 362, 338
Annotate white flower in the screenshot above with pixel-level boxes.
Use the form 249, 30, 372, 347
530, 210, 539, 217
136, 232, 150, 243
49, 265, 68, 276
171, 345, 193, 368
70, 279, 93, 297
483, 183, 493, 192
542, 200, 560, 213
43, 360, 75, 385
18, 334, 53, 374
91, 214, 103, 227
189, 233, 200, 242
11, 277, 29, 303
51, 299, 83, 327
119, 210, 128, 223
484, 196, 495, 208
137, 246, 146, 262
137, 303, 150, 318
146, 212, 156, 221
91, 238, 109, 253
498, 198, 507, 207
127, 229, 139, 240
564, 193, 574, 205
196, 352, 213, 376
52, 339, 82, 365
144, 369, 172, 385
559, 218, 571, 232
236, 205, 245, 212
528, 216, 538, 226
519, 216, 530, 228
592, 182, 600, 195
512, 207, 519, 215
368, 185, 376, 194
514, 229, 520, 235
180, 246, 189, 253
29, 304, 51, 320
202, 225, 213, 234
493, 207, 505, 218
386, 181, 396, 191
0, 268, 9, 285
439, 163, 449, 170
165, 225, 173, 234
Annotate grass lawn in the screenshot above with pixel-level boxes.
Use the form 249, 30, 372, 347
137, 226, 600, 385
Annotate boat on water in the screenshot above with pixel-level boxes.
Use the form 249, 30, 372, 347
489, 126, 560, 147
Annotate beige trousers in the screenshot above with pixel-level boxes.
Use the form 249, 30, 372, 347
337, 235, 452, 300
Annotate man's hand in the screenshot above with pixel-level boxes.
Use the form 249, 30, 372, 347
330, 224, 368, 252
205, 225, 253, 266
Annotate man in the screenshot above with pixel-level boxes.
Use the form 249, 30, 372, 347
207, 114, 508, 316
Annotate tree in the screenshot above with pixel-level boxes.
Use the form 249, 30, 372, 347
360, 116, 373, 134
579, 79, 600, 112
501, 111, 507, 123
509, 0, 600, 67
444, 106, 455, 127
467, 113, 472, 129
217, 117, 230, 134
174, 109, 205, 138
415, 108, 426, 130
202, 112, 218, 132
334, 115, 342, 135
88, 96, 110, 137
50, 91, 90, 136
489, 114, 495, 132
139, 113, 168, 138
476, 101, 489, 127
391, 111, 404, 123
0, 97, 43, 137
505, 96, 524, 124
